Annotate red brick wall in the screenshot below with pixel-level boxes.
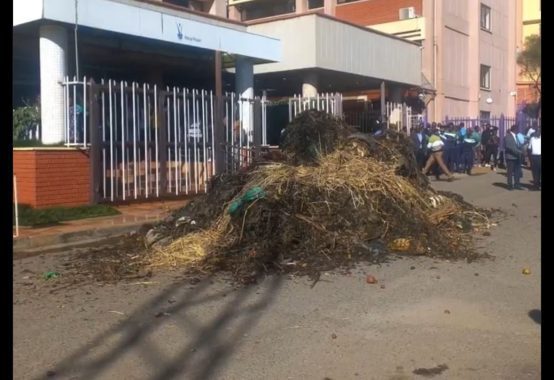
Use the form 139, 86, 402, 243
335, 0, 422, 26
13, 151, 37, 206
13, 149, 91, 208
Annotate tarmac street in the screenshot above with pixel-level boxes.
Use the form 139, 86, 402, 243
13, 169, 540, 380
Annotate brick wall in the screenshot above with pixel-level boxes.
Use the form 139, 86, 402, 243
13, 149, 91, 208
335, 0, 422, 26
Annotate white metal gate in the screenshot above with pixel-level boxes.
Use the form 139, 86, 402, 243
63, 78, 261, 203
288, 93, 343, 122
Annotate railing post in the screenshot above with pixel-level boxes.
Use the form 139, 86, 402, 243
89, 79, 102, 204
158, 91, 168, 195
253, 97, 262, 161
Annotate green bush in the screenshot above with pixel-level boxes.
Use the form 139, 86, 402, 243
13, 100, 40, 141
14, 204, 121, 227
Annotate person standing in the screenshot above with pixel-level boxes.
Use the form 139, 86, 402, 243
484, 126, 499, 170
410, 125, 428, 170
528, 128, 541, 190
422, 128, 454, 181
504, 125, 524, 190
480, 124, 491, 165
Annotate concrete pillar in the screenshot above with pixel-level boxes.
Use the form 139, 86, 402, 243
302, 72, 318, 98
324, 0, 336, 16
40, 24, 68, 144
235, 56, 254, 139
295, 0, 308, 13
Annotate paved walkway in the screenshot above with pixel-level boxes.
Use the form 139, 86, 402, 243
13, 200, 189, 253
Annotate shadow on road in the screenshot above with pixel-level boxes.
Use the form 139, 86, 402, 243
39, 274, 284, 380
528, 309, 541, 325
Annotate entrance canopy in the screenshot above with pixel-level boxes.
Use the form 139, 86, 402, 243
14, 0, 282, 63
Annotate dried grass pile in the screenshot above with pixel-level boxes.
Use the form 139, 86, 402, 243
141, 110, 492, 282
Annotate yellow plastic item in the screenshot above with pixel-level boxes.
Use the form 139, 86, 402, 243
388, 238, 411, 252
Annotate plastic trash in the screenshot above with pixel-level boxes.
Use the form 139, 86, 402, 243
43, 271, 60, 280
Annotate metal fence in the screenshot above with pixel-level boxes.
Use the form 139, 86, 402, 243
80, 78, 262, 203
442, 116, 517, 150
288, 93, 343, 122
386, 102, 414, 134
62, 76, 89, 148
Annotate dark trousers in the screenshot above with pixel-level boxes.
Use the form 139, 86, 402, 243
506, 159, 521, 188
461, 144, 474, 174
415, 149, 427, 170
484, 145, 498, 167
530, 155, 541, 187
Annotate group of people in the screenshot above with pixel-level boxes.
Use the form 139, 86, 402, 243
409, 121, 541, 189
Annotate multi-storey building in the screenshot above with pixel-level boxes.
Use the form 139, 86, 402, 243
516, 0, 541, 107
229, 0, 518, 122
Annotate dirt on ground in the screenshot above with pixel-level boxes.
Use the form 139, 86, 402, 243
40, 111, 498, 287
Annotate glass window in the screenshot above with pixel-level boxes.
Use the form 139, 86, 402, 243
480, 65, 491, 89
309, 0, 324, 8
480, 4, 491, 31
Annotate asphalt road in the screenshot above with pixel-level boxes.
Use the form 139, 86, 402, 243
13, 168, 541, 380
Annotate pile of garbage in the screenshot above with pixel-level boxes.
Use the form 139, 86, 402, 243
141, 110, 493, 283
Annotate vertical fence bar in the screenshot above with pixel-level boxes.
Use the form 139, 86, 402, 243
72, 78, 77, 145
230, 92, 235, 173
132, 82, 137, 199
108, 80, 114, 201
193, 89, 199, 193
83, 77, 87, 147
144, 83, 149, 198
173, 87, 178, 195
183, 88, 189, 194
177, 90, 182, 193
210, 91, 215, 176
120, 81, 126, 201
202, 90, 208, 192
154, 85, 159, 197
64, 76, 69, 146
13, 175, 19, 238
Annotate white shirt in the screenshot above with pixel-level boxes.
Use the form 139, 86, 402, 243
529, 136, 541, 155
527, 128, 536, 138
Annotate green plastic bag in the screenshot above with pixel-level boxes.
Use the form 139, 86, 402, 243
228, 187, 266, 215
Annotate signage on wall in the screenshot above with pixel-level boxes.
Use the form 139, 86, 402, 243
176, 22, 202, 44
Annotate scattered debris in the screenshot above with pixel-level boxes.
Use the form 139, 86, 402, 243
522, 268, 531, 275
58, 111, 495, 284
155, 311, 171, 318
331, 333, 337, 339
413, 364, 449, 377
366, 275, 378, 284
43, 272, 60, 280
444, 309, 451, 314
108, 310, 125, 316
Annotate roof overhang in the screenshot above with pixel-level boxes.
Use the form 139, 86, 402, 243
13, 0, 282, 64
247, 13, 422, 87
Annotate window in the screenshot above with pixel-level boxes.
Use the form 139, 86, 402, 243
480, 65, 491, 89
308, 0, 324, 8
337, 0, 359, 4
480, 111, 491, 123
480, 4, 491, 31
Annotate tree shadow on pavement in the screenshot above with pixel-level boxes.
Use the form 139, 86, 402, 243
39, 274, 284, 380
528, 309, 541, 325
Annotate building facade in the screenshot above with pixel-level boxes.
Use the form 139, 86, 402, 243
229, 0, 518, 122
516, 0, 541, 107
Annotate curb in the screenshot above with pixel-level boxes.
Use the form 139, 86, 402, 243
13, 221, 155, 254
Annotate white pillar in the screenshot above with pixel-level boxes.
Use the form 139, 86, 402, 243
302, 72, 318, 98
40, 24, 68, 144
235, 56, 254, 141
